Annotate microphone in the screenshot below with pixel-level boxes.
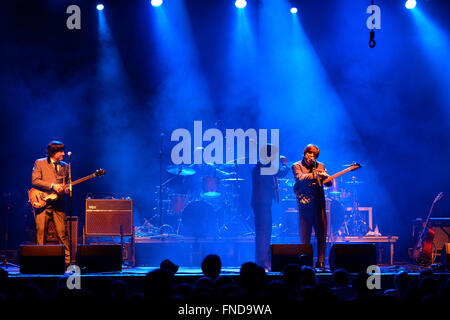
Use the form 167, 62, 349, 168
67, 151, 72, 157
369, 29, 376, 48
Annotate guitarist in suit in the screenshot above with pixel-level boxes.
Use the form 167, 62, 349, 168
292, 144, 332, 269
31, 140, 70, 266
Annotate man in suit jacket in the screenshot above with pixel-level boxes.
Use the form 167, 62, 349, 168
292, 144, 332, 269
251, 144, 289, 270
31, 140, 70, 266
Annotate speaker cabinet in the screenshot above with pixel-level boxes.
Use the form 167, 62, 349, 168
20, 245, 65, 274
270, 244, 313, 272
77, 244, 122, 273
329, 244, 377, 273
85, 199, 133, 236
441, 243, 450, 270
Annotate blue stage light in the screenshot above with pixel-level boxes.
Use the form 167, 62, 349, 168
290, 7, 298, 14
96, 4, 104, 11
405, 0, 416, 9
235, 0, 247, 9
151, 0, 163, 7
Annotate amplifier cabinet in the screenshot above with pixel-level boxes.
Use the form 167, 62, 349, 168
85, 199, 133, 236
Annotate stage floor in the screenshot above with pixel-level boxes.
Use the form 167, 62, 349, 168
4, 263, 449, 280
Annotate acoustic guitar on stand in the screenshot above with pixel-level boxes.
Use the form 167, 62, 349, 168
28, 169, 106, 209
410, 192, 444, 265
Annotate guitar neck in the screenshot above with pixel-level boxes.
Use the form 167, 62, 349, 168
323, 167, 354, 184
417, 193, 443, 240
70, 173, 97, 186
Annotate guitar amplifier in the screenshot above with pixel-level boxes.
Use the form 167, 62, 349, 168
429, 218, 450, 258
85, 199, 133, 236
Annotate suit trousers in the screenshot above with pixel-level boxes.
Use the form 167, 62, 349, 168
253, 204, 272, 270
35, 206, 70, 265
298, 203, 327, 264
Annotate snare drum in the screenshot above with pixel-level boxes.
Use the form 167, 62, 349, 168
200, 176, 221, 198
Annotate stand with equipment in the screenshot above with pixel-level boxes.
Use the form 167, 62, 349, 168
68, 151, 73, 265
0, 193, 19, 269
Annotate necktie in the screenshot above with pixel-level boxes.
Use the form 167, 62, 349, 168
54, 162, 58, 172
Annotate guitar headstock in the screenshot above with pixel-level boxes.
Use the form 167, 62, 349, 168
434, 192, 444, 203
349, 163, 362, 171
95, 169, 107, 176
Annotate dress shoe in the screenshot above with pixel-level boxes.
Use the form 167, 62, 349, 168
314, 261, 324, 269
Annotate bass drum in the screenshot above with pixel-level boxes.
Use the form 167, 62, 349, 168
181, 200, 218, 237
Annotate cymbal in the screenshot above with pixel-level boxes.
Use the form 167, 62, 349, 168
343, 180, 364, 184
279, 179, 295, 187
224, 157, 249, 165
167, 165, 196, 176
328, 191, 342, 194
221, 178, 245, 181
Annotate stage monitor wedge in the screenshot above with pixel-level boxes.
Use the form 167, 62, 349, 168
77, 244, 122, 273
329, 243, 377, 273
20, 244, 65, 274
270, 244, 313, 272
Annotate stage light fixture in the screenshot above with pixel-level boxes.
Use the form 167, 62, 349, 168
96, 4, 104, 11
235, 0, 247, 9
405, 0, 416, 9
290, 7, 298, 14
151, 0, 163, 7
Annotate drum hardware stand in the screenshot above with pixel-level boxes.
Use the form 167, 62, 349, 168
154, 174, 184, 236
158, 133, 164, 233
157, 133, 179, 237
220, 163, 246, 236
1, 193, 19, 269
337, 177, 368, 236
67, 151, 73, 265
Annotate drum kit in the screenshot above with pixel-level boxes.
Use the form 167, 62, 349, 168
147, 161, 368, 238
149, 162, 249, 238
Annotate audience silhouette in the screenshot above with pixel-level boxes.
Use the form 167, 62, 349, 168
0, 255, 449, 306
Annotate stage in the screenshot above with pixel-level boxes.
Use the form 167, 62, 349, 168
2, 0, 450, 310
133, 235, 400, 267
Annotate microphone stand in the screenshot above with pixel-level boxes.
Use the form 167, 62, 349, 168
68, 152, 73, 266
312, 160, 322, 187
159, 134, 164, 232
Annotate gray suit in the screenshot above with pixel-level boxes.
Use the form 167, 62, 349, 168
31, 157, 70, 265
292, 159, 332, 265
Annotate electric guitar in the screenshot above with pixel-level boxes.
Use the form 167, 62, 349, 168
28, 169, 106, 209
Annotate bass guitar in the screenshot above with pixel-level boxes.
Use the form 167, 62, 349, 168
411, 192, 444, 265
28, 168, 106, 209
295, 163, 361, 205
